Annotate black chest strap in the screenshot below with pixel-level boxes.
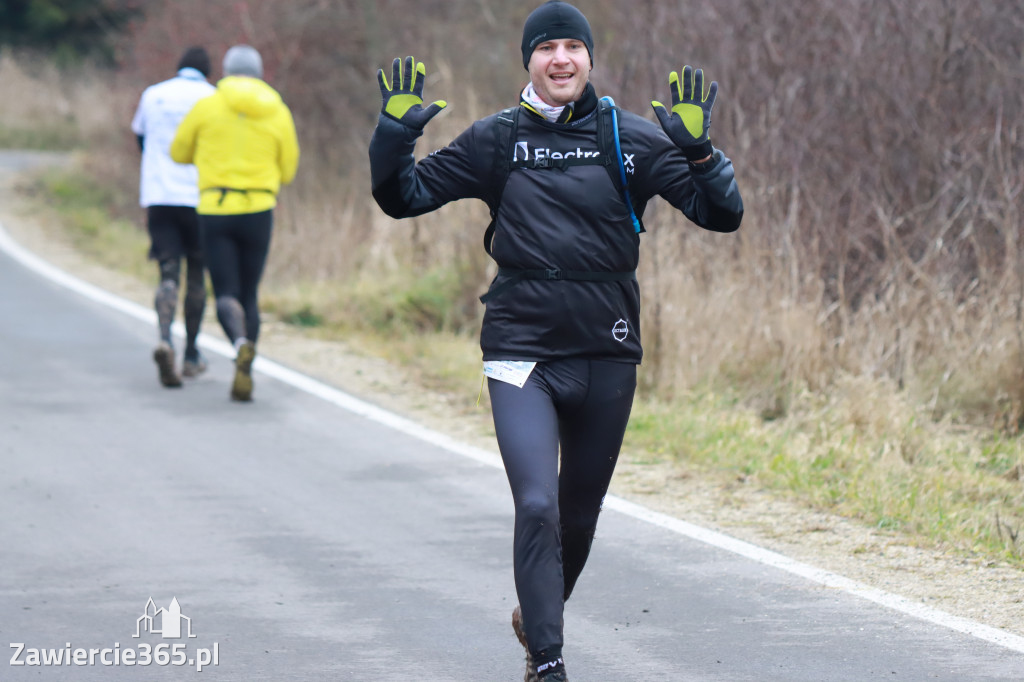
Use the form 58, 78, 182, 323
479, 267, 636, 303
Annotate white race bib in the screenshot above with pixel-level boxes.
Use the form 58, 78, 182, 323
483, 360, 537, 388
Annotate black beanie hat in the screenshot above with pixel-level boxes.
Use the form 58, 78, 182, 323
521, 1, 594, 70
177, 46, 211, 77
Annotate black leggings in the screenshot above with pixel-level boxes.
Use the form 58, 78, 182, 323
488, 358, 636, 663
199, 210, 273, 344
156, 256, 205, 351
147, 205, 206, 349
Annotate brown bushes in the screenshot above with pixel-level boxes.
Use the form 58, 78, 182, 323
600, 0, 1024, 420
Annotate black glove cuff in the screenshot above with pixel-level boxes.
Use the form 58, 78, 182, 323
680, 139, 713, 162
688, 149, 721, 175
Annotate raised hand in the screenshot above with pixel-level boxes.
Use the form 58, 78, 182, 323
377, 56, 447, 130
651, 65, 717, 161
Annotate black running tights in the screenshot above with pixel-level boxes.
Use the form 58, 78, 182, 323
199, 210, 273, 344
487, 358, 636, 663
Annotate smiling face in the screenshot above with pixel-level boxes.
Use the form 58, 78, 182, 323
527, 38, 591, 107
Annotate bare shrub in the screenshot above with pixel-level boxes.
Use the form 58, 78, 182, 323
599, 0, 1024, 422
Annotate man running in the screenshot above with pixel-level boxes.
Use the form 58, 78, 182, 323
131, 46, 216, 387
369, 2, 744, 679
171, 45, 299, 402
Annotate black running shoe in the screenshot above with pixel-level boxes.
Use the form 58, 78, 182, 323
536, 656, 567, 681
153, 342, 182, 388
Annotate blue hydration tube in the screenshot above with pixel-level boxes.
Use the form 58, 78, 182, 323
601, 96, 643, 234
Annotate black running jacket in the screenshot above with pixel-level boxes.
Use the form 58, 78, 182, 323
369, 86, 744, 363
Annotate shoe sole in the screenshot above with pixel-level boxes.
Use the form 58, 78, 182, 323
230, 344, 255, 401
153, 344, 182, 388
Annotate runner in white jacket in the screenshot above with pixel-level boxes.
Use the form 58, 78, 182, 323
130, 46, 216, 387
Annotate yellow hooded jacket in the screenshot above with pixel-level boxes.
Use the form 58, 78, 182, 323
171, 76, 299, 215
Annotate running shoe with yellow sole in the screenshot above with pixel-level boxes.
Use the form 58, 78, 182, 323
230, 342, 256, 401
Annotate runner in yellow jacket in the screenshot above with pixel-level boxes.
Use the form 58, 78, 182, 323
171, 51, 299, 214
171, 44, 300, 401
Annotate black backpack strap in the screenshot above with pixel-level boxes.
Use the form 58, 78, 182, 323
596, 98, 619, 190
510, 155, 609, 170
484, 107, 520, 255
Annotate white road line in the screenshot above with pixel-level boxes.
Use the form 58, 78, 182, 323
2, 221, 1022, 655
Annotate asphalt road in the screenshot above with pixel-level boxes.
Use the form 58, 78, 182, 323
2, 197, 1024, 680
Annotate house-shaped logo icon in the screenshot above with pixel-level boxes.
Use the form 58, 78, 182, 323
134, 597, 196, 639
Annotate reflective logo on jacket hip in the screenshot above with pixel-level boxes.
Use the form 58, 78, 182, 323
613, 318, 629, 342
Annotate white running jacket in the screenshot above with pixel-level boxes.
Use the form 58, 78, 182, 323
131, 68, 215, 207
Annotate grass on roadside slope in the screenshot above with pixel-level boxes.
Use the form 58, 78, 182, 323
0, 125, 82, 151
31, 168, 151, 282
28, 164, 1024, 569
628, 385, 1024, 564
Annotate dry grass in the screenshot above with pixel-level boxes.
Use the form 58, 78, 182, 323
0, 53, 134, 149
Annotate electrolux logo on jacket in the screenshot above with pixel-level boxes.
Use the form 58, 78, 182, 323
513, 140, 602, 163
